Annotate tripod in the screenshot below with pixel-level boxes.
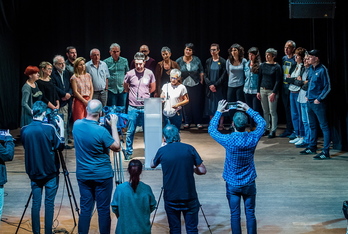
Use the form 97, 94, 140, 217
113, 133, 126, 185
151, 187, 212, 234
15, 149, 80, 234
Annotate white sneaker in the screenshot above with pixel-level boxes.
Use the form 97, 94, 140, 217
289, 137, 300, 144
294, 137, 304, 145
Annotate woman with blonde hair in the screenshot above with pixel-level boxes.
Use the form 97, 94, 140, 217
70, 57, 93, 122
37, 61, 60, 110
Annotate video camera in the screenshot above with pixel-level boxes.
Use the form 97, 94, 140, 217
0, 129, 13, 143
100, 105, 129, 134
45, 109, 63, 134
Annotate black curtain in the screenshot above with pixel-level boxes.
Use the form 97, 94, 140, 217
0, 0, 347, 150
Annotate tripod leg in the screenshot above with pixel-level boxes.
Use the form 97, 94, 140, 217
200, 204, 212, 234
15, 192, 33, 234
151, 187, 163, 227
58, 150, 79, 232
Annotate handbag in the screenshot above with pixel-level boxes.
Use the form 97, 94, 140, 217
342, 200, 348, 219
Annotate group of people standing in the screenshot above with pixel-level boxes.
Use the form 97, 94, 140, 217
15, 39, 332, 234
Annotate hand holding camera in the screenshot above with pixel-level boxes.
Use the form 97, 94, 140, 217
235, 101, 250, 112
106, 114, 119, 128
217, 100, 229, 113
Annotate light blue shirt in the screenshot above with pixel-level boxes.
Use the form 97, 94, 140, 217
86, 60, 110, 91
226, 58, 247, 87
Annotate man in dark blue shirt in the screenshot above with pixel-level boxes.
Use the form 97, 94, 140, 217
151, 124, 206, 233
300, 49, 331, 159
208, 100, 265, 234
21, 101, 65, 234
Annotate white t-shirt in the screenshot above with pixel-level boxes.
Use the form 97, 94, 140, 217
161, 83, 187, 117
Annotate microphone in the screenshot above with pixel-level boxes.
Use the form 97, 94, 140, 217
136, 75, 143, 101
166, 81, 170, 100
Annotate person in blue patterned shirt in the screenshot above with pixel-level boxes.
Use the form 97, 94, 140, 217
208, 99, 265, 234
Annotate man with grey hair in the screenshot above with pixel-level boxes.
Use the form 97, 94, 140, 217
280, 40, 297, 139
123, 52, 156, 159
73, 99, 120, 234
86, 48, 110, 106
208, 100, 266, 234
154, 46, 180, 97
104, 43, 129, 107
51, 54, 73, 149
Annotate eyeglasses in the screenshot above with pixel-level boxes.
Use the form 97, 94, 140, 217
210, 49, 217, 52
170, 77, 178, 80
45, 68, 53, 71
140, 50, 148, 53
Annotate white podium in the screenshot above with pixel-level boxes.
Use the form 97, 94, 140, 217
144, 98, 163, 169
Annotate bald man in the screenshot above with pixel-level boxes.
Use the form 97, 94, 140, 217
130, 44, 157, 74
73, 99, 120, 234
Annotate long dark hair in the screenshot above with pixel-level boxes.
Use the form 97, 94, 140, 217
128, 159, 143, 192
248, 47, 261, 74
228, 43, 244, 64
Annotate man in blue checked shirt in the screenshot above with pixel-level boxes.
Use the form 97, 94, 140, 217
208, 99, 265, 234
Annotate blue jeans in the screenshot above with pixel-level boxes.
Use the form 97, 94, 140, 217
107, 91, 127, 107
0, 186, 4, 220
163, 111, 182, 131
290, 92, 304, 136
307, 102, 331, 153
77, 177, 113, 234
226, 181, 257, 234
31, 176, 59, 234
126, 106, 145, 155
282, 83, 294, 133
164, 199, 200, 234
300, 103, 310, 144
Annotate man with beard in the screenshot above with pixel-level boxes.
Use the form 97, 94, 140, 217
65, 46, 77, 76
51, 54, 73, 149
123, 52, 156, 160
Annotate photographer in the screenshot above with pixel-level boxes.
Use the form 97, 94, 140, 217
21, 101, 65, 234
151, 124, 206, 233
0, 130, 15, 220
73, 99, 120, 234
208, 100, 265, 234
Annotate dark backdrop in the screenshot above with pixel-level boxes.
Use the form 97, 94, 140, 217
1, 0, 347, 150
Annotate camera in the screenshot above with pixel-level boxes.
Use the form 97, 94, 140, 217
45, 109, 63, 134
100, 105, 129, 134
0, 129, 12, 143
227, 102, 238, 110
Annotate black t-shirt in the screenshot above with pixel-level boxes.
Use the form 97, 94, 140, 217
153, 142, 203, 201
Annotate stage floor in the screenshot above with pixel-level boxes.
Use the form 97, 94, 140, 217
1, 125, 348, 234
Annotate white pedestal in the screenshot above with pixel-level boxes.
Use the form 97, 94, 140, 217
144, 98, 162, 169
